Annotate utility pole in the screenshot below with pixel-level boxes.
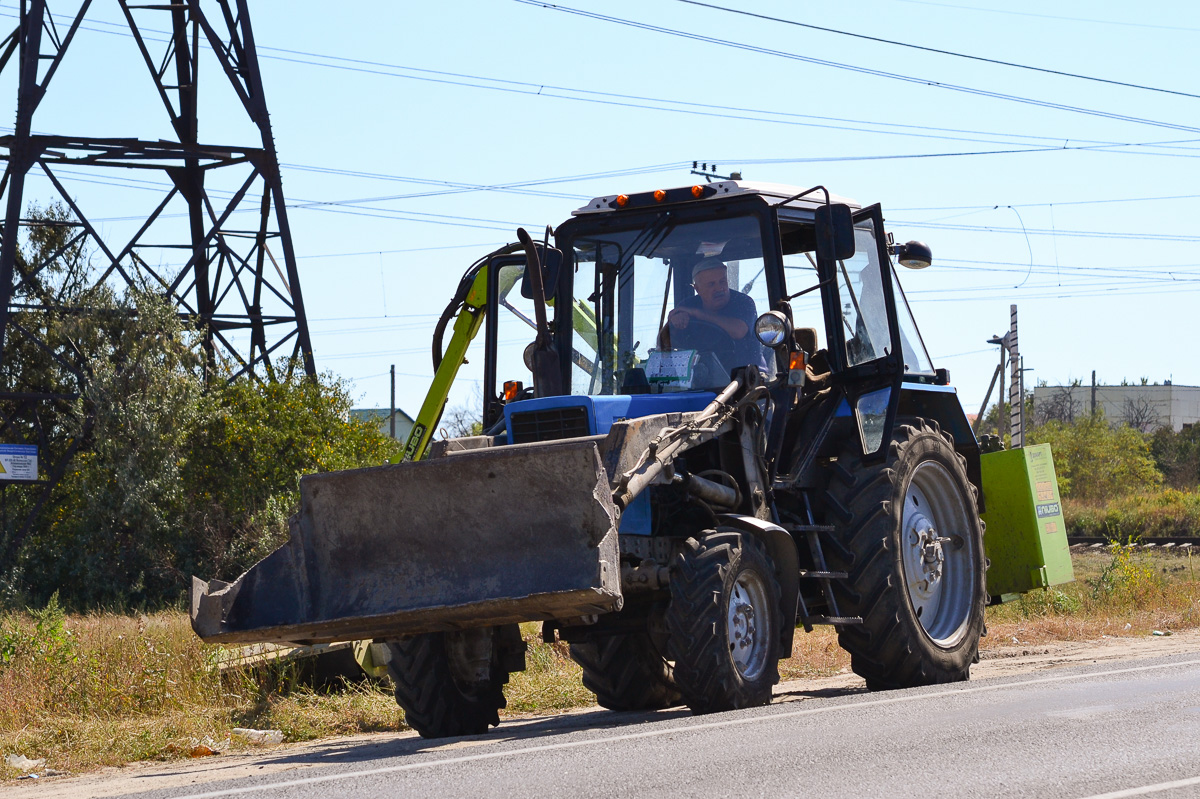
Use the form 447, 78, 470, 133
1091, 370, 1097, 416
1008, 305, 1022, 448
390, 365, 397, 439
1019, 357, 1034, 434
986, 333, 1009, 438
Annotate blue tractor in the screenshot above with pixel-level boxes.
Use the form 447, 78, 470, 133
193, 181, 998, 738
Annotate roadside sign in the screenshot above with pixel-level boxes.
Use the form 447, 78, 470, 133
0, 444, 38, 481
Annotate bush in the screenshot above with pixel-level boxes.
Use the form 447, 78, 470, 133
1064, 490, 1200, 540
180, 365, 404, 583
1028, 414, 1162, 501
1150, 425, 1200, 490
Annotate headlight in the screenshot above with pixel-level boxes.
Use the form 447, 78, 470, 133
754, 311, 792, 348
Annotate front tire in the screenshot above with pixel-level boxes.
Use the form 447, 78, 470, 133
569, 632, 681, 711
666, 531, 782, 714
384, 629, 509, 739
824, 419, 986, 690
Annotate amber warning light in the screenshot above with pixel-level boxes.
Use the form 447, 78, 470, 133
503, 380, 523, 401
788, 351, 807, 389
615, 194, 630, 208
653, 189, 667, 202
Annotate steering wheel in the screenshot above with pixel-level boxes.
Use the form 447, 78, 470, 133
671, 318, 737, 366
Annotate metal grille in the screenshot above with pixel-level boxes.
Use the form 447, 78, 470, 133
509, 406, 590, 444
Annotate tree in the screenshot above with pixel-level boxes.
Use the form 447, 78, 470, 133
2, 204, 404, 608
1032, 380, 1084, 426
1121, 395, 1163, 433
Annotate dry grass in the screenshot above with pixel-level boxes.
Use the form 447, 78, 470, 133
983, 546, 1200, 647
3, 546, 1198, 780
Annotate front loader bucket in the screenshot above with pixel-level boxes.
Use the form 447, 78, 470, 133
191, 440, 621, 645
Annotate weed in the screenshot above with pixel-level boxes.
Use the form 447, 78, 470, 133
1089, 543, 1163, 604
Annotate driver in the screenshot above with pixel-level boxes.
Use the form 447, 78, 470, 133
668, 260, 767, 369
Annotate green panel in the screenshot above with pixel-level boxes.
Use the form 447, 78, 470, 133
979, 444, 1075, 597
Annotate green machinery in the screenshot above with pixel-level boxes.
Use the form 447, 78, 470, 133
981, 443, 1074, 600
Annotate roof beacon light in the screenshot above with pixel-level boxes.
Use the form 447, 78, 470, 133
615, 194, 630, 208
653, 189, 667, 202
691, 185, 704, 198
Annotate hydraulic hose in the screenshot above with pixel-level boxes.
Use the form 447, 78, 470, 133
431, 243, 523, 371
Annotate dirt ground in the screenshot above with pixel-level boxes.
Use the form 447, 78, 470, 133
10, 628, 1200, 799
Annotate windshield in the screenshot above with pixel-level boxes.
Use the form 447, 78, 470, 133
567, 213, 775, 395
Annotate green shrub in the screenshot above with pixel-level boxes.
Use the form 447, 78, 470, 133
1064, 490, 1200, 540
1028, 414, 1162, 501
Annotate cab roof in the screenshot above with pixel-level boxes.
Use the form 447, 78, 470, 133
572, 180, 862, 216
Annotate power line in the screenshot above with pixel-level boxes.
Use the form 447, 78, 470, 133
891, 0, 1200, 34
515, 1, 1200, 135
676, 0, 1200, 100
894, 193, 1200, 212
891, 219, 1200, 242
11, 8, 1200, 157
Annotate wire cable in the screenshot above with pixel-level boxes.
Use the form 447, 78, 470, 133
675, 0, 1200, 100
515, 1, 1200, 135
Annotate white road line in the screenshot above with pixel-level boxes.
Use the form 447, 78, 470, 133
174, 657, 1200, 799
1075, 775, 1200, 798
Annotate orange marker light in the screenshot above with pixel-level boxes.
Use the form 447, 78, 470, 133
615, 194, 630, 207
653, 189, 667, 202
503, 380, 523, 401
789, 351, 807, 371
691, 184, 704, 198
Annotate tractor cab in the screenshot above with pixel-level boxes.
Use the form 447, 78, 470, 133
487, 180, 954, 469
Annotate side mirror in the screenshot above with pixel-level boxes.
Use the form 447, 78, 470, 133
814, 203, 855, 262
520, 245, 563, 300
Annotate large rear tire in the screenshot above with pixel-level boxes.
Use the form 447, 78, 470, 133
823, 419, 986, 690
666, 531, 782, 714
569, 632, 681, 711
385, 629, 509, 739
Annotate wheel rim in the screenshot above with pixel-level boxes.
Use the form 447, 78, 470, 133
900, 460, 977, 647
726, 568, 772, 681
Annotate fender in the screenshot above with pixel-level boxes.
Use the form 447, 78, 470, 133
716, 514, 800, 654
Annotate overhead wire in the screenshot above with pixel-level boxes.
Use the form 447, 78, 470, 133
675, 0, 1200, 100
7, 7, 1200, 158
890, 0, 1200, 34
513, 1, 1200, 135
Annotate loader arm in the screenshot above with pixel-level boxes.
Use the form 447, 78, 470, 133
402, 251, 600, 462
400, 265, 491, 462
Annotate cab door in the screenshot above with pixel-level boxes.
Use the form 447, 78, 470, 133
821, 204, 904, 459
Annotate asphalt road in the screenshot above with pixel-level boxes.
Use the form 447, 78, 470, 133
118, 652, 1200, 799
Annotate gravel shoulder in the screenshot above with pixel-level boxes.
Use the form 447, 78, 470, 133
11, 629, 1200, 799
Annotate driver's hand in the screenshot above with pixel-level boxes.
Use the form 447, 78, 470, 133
668, 308, 690, 329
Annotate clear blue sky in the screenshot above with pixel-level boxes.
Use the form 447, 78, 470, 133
4, 0, 1198, 425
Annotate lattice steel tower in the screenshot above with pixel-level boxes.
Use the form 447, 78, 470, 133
0, 0, 315, 380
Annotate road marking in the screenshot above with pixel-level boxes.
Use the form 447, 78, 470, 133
1075, 775, 1200, 798
175, 657, 1200, 799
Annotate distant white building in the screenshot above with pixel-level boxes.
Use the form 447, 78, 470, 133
350, 407, 415, 441
1032, 383, 1200, 432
